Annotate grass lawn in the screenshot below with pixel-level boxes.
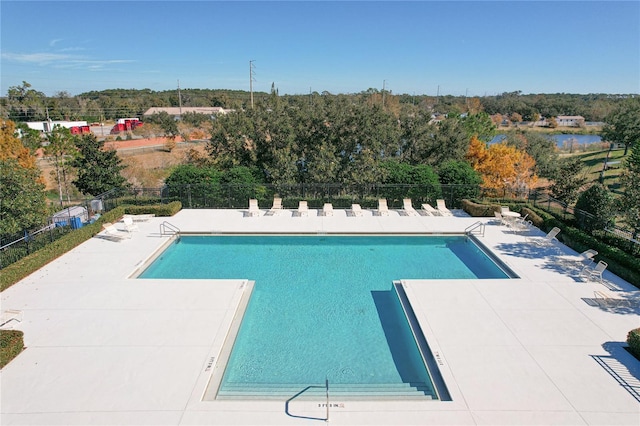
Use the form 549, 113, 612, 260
563, 147, 628, 194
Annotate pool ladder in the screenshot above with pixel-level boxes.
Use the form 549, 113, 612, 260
159, 221, 180, 237
465, 221, 485, 237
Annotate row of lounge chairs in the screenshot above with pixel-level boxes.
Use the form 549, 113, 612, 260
494, 210, 609, 286
247, 198, 454, 217
96, 214, 155, 241
520, 224, 609, 284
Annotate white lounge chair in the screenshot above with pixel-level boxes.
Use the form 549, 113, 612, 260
403, 199, 418, 216
507, 218, 532, 234
526, 227, 561, 247
351, 204, 363, 217
296, 201, 309, 217
265, 197, 283, 216
494, 211, 507, 225
247, 199, 260, 217
98, 223, 131, 241
322, 203, 334, 216
122, 216, 139, 232
124, 214, 155, 222
556, 249, 598, 268
580, 260, 608, 284
436, 199, 453, 216
377, 199, 389, 216
422, 203, 441, 216
593, 289, 629, 307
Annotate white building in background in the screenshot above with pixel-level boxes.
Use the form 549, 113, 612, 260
555, 115, 585, 127
143, 107, 232, 120
25, 120, 88, 132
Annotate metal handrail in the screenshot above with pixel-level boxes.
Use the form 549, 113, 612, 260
159, 221, 180, 236
465, 221, 485, 237
325, 378, 329, 422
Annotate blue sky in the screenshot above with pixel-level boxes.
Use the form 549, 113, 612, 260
2, 1, 639, 96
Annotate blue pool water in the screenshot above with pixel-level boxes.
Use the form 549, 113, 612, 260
140, 235, 509, 399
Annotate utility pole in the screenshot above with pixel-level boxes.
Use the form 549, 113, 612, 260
177, 79, 182, 118
382, 80, 386, 109
249, 60, 255, 109
465, 88, 468, 111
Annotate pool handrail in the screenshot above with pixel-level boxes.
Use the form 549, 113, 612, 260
159, 221, 180, 236
465, 221, 485, 237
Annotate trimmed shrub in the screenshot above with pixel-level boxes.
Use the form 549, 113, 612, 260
627, 328, 640, 360
461, 199, 500, 217
0, 202, 183, 292
124, 201, 182, 217
0, 206, 126, 291
0, 330, 24, 369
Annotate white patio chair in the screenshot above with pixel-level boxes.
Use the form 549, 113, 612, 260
295, 201, 309, 217
322, 203, 334, 217
351, 204, 364, 217
122, 216, 139, 232
436, 199, 453, 216
556, 249, 598, 269
377, 199, 389, 216
526, 227, 561, 247
124, 214, 155, 222
580, 260, 608, 284
593, 290, 630, 307
508, 218, 532, 234
98, 223, 131, 241
403, 199, 418, 216
247, 198, 260, 217
422, 203, 441, 216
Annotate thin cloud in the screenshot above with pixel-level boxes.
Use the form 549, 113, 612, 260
2, 52, 135, 71
58, 46, 86, 52
49, 38, 63, 47
1, 52, 76, 64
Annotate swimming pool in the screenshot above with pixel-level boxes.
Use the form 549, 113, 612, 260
139, 235, 511, 400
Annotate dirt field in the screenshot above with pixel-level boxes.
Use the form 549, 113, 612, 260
38, 138, 208, 191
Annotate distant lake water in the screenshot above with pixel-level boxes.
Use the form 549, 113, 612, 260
490, 134, 603, 147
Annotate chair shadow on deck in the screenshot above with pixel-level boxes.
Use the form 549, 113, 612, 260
497, 241, 601, 279
581, 293, 640, 315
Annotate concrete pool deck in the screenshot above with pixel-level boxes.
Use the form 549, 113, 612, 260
1, 208, 639, 425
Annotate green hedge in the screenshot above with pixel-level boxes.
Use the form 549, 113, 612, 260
461, 199, 640, 288
0, 202, 182, 292
0, 330, 24, 369
0, 206, 126, 292
123, 201, 182, 217
627, 328, 640, 360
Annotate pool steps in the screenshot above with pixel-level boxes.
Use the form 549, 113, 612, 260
217, 382, 436, 399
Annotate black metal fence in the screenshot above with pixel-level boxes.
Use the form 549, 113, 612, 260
0, 224, 73, 269
98, 183, 485, 210
528, 190, 639, 256
3, 183, 637, 268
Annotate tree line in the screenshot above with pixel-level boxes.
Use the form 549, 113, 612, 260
166, 93, 555, 199
1, 83, 639, 239
1, 81, 636, 123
